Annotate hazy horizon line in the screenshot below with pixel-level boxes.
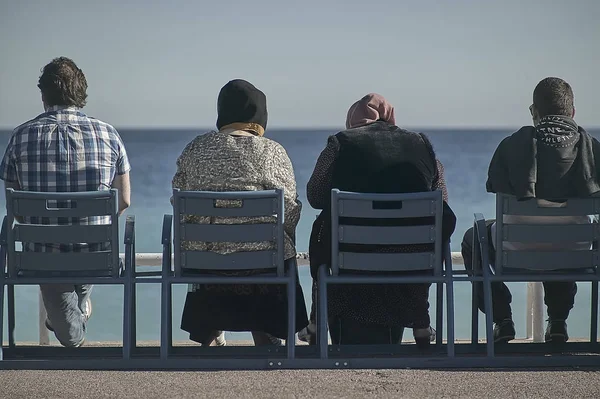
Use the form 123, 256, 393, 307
1, 125, 599, 131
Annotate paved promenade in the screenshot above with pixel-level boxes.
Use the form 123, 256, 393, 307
2, 368, 600, 398
3, 339, 599, 398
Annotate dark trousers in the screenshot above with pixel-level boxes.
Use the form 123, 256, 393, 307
461, 220, 577, 323
329, 315, 404, 345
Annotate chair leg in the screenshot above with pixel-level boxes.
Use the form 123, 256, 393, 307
482, 274, 495, 357
160, 280, 172, 360
122, 240, 136, 360
471, 283, 479, 346
591, 280, 599, 348
471, 222, 480, 348
473, 220, 494, 357
317, 265, 328, 360
122, 282, 132, 360
475, 219, 494, 357
446, 280, 455, 357
7, 284, 15, 348
436, 282, 443, 347
286, 259, 296, 360
130, 279, 137, 353
127, 242, 137, 356
0, 281, 4, 360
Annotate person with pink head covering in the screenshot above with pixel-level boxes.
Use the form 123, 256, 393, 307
345, 93, 396, 129
302, 93, 455, 348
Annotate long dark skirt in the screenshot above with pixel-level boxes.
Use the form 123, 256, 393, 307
180, 268, 309, 343
329, 315, 405, 345
327, 279, 431, 329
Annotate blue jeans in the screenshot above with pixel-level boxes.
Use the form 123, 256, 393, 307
40, 284, 92, 347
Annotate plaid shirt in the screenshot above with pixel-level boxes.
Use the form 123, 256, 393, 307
0, 106, 130, 252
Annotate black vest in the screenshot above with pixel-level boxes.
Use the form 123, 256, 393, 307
308, 122, 456, 278
331, 122, 437, 194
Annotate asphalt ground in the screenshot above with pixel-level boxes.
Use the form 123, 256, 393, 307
2, 368, 600, 398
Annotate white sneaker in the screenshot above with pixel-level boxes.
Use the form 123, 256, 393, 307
214, 331, 227, 346
80, 297, 92, 322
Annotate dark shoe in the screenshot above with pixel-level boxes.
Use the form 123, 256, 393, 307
545, 320, 568, 344
414, 326, 436, 349
493, 319, 516, 343
266, 333, 285, 346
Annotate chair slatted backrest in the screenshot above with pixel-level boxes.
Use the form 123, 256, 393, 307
5, 188, 120, 278
494, 194, 600, 274
172, 189, 285, 277
331, 189, 444, 276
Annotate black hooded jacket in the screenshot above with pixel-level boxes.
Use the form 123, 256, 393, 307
487, 116, 600, 199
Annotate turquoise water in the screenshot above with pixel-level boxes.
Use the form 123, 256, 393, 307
1, 128, 599, 343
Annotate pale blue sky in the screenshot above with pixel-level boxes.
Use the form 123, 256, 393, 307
1, 0, 598, 129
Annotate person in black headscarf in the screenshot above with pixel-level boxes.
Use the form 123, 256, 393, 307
174, 79, 309, 346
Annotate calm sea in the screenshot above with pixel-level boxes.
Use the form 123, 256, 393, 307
1, 127, 599, 343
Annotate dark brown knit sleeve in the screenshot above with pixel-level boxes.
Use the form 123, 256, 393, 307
307, 135, 340, 210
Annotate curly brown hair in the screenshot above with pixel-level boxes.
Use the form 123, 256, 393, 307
37, 57, 88, 108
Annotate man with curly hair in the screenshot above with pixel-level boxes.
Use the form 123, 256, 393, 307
0, 57, 131, 347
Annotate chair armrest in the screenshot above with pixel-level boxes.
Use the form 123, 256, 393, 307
122, 215, 136, 277
124, 215, 135, 245
0, 216, 7, 246
0, 216, 7, 273
444, 240, 453, 273
473, 213, 492, 274
162, 214, 173, 245
162, 214, 173, 275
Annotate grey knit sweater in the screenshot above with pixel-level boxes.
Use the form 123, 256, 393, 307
172, 130, 301, 260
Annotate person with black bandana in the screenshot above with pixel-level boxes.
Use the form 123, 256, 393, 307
461, 77, 600, 344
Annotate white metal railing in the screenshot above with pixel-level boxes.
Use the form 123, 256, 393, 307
37, 252, 545, 345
